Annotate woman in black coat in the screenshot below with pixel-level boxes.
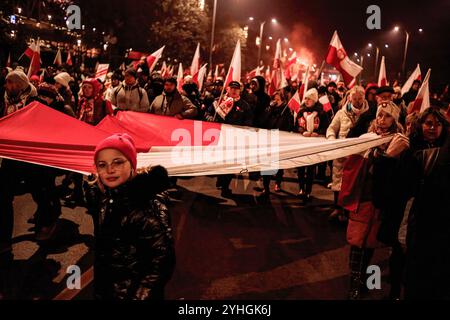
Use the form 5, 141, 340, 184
85, 133, 175, 300
259, 90, 294, 195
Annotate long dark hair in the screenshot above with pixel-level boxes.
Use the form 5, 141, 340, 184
409, 107, 450, 150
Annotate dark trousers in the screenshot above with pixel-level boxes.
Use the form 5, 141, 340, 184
0, 160, 61, 244
389, 243, 406, 298
349, 246, 375, 290
297, 165, 315, 194
262, 169, 284, 190
217, 175, 234, 190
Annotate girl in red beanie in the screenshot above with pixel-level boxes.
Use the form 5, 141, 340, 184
85, 133, 175, 300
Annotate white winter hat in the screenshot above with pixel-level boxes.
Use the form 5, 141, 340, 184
54, 72, 73, 88
304, 88, 319, 103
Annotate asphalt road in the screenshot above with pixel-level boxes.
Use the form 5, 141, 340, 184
1, 169, 391, 300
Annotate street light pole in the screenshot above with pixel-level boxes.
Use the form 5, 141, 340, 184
374, 46, 380, 81
209, 0, 218, 70
402, 31, 410, 81
257, 21, 266, 67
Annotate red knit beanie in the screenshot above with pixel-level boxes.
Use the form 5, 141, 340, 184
94, 133, 137, 171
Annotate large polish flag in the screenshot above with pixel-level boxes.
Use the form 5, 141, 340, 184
378, 56, 388, 87
410, 68, 431, 114
224, 40, 241, 88
326, 31, 363, 86
401, 64, 421, 96
0, 102, 394, 177
146, 46, 165, 72
284, 51, 297, 79
66, 50, 73, 66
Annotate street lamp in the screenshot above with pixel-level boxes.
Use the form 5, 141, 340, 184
284, 38, 289, 43
384, 44, 389, 48
249, 17, 277, 67
209, 0, 218, 68
394, 26, 410, 80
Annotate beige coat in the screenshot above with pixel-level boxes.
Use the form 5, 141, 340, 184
326, 102, 368, 191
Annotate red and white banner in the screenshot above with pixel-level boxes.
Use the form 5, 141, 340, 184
410, 68, 431, 114
95, 64, 110, 82
224, 40, 241, 88
401, 64, 421, 96
53, 48, 62, 66
0, 102, 393, 176
378, 56, 388, 87
326, 31, 363, 86
146, 46, 165, 72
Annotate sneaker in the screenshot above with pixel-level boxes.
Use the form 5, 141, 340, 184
35, 223, 57, 241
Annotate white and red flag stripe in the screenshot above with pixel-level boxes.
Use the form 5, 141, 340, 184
190, 43, 201, 76
95, 64, 110, 82
410, 68, 431, 114
146, 46, 165, 73
319, 94, 333, 113
177, 63, 184, 92
0, 102, 394, 177
197, 64, 208, 92
66, 50, 73, 66
224, 40, 241, 88
401, 64, 421, 96
378, 56, 388, 87
326, 31, 363, 86
53, 48, 62, 66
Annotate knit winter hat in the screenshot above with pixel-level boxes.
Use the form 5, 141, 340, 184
37, 83, 59, 100
304, 88, 319, 103
54, 72, 73, 89
94, 133, 137, 171
376, 101, 400, 123
6, 70, 30, 91
82, 78, 102, 98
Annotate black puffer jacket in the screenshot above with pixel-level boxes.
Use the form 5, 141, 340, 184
85, 166, 175, 300
251, 76, 271, 128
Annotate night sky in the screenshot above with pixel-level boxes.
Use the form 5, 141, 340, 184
217, 0, 450, 89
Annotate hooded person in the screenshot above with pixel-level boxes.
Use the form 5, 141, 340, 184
110, 68, 150, 113
77, 78, 113, 126
84, 133, 175, 300
54, 71, 74, 110
149, 77, 198, 119
249, 76, 271, 127
36, 82, 75, 117
2, 69, 38, 117
327, 86, 370, 221
295, 88, 330, 204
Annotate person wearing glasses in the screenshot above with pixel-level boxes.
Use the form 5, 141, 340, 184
85, 133, 175, 300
